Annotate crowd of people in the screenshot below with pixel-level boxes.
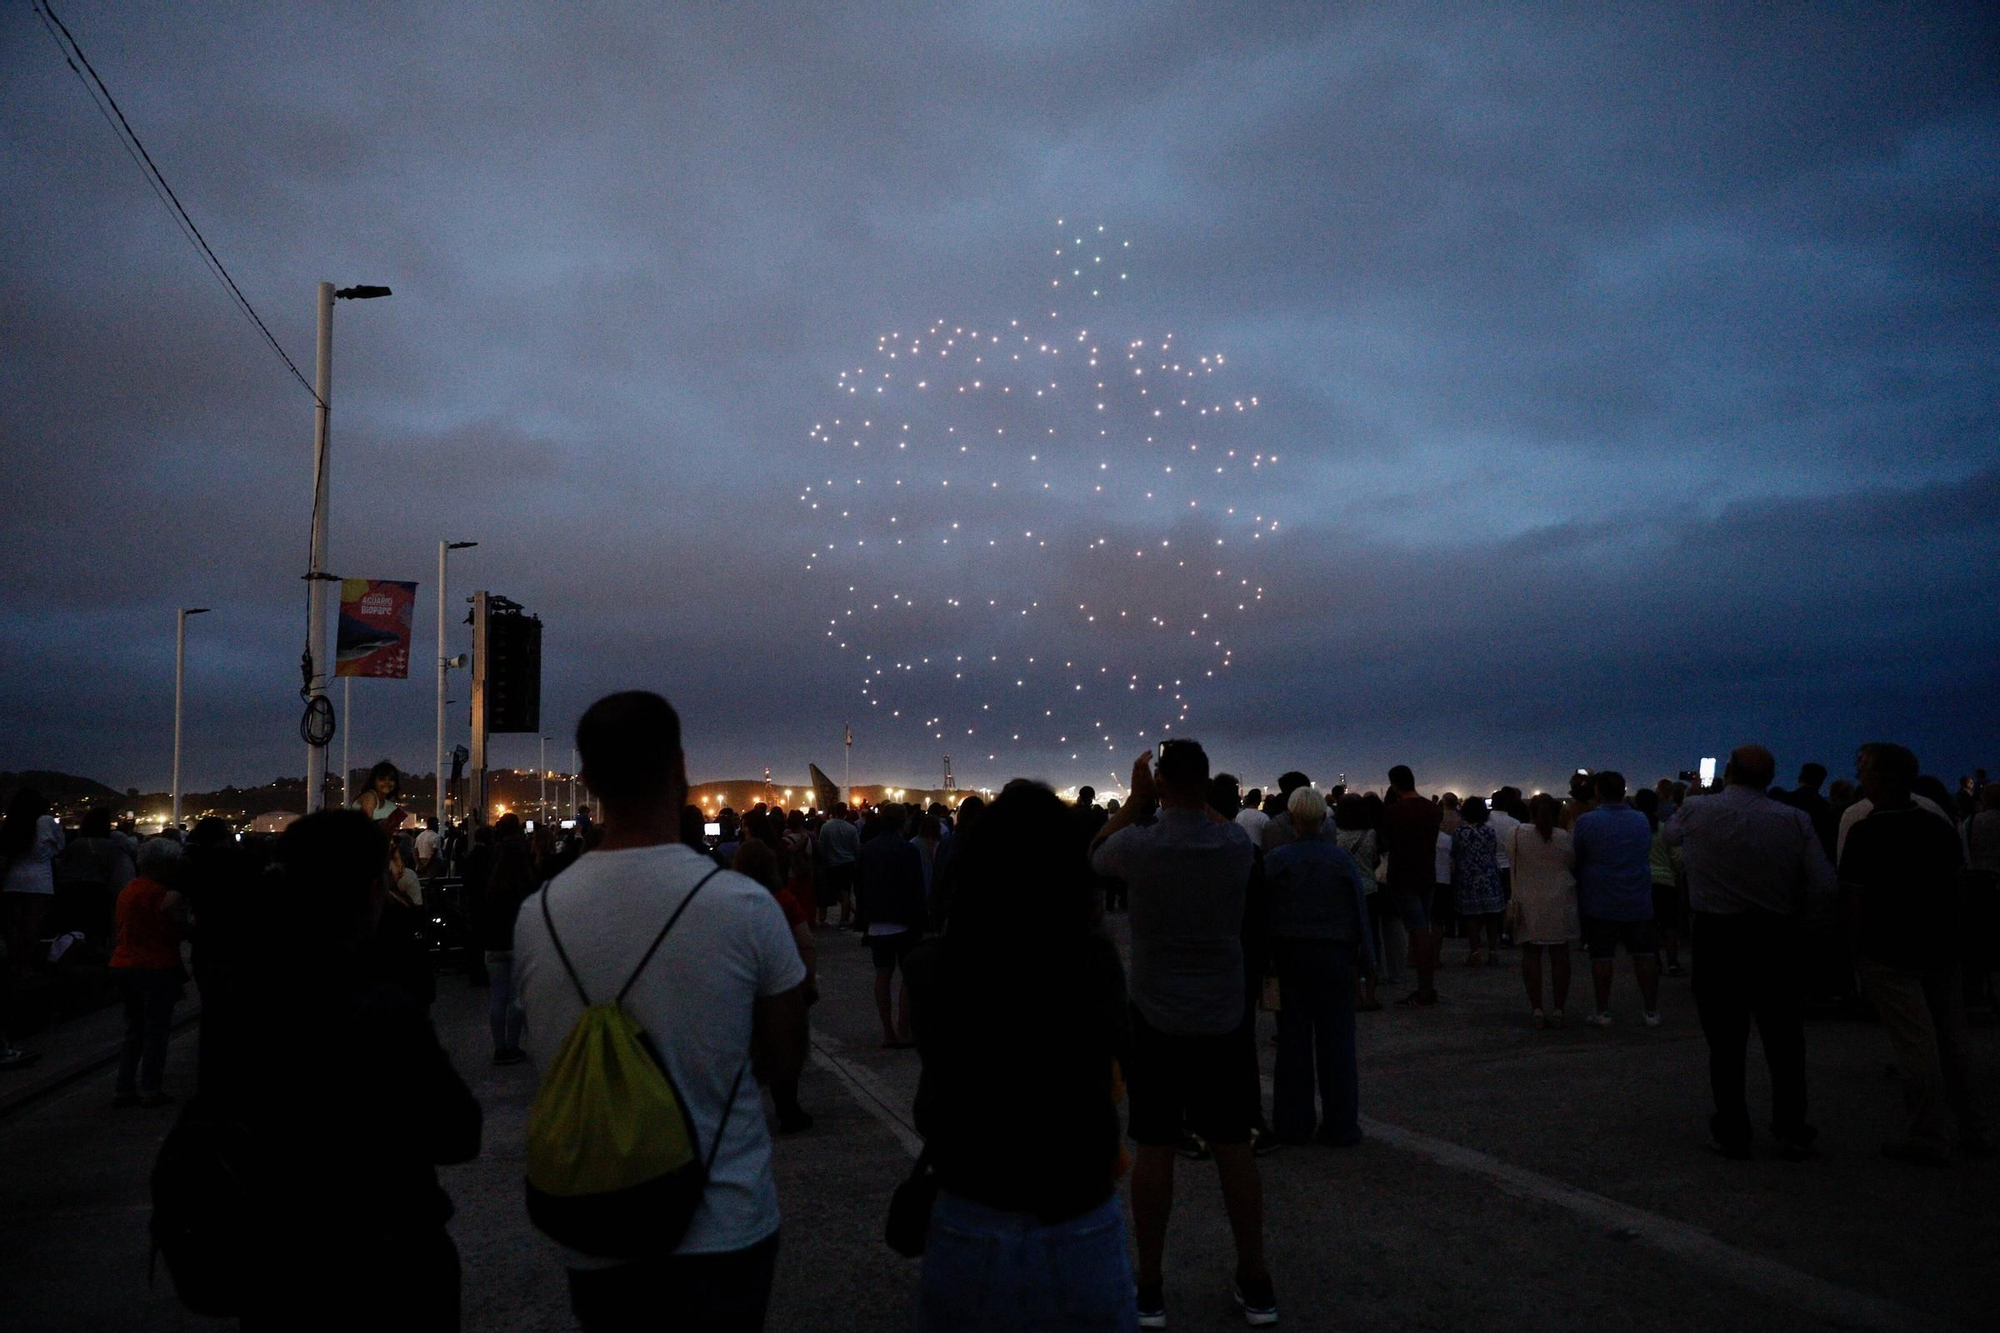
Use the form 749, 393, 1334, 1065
0, 708, 1995, 1331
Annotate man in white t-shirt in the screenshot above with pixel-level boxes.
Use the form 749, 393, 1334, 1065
413, 817, 441, 877
1234, 788, 1271, 843
514, 691, 807, 1330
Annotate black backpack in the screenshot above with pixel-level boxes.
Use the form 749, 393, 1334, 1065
149, 1096, 259, 1316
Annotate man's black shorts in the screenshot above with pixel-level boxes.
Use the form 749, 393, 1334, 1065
1582, 915, 1659, 961
1125, 1005, 1255, 1147
867, 929, 920, 973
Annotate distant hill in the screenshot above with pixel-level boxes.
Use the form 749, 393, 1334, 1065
0, 770, 123, 806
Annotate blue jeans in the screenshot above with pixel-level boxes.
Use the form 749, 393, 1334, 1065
485, 950, 523, 1057
918, 1191, 1137, 1332
1271, 940, 1358, 1143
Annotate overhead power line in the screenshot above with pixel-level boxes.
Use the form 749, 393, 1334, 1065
30, 0, 322, 406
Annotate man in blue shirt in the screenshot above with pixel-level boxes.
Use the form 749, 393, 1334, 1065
1263, 786, 1375, 1148
1571, 771, 1663, 1027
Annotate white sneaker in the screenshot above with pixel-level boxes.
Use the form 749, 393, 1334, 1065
1584, 1012, 1614, 1028
1643, 1011, 1663, 1028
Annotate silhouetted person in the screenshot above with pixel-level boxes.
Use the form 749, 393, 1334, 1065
909, 782, 1136, 1329
1263, 786, 1373, 1146
1379, 766, 1442, 1006
1664, 745, 1833, 1159
858, 802, 926, 1047
1091, 742, 1273, 1328
230, 809, 481, 1329
1840, 742, 1991, 1163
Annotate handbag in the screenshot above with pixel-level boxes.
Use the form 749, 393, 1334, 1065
884, 1149, 938, 1257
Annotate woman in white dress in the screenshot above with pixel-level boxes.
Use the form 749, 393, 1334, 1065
1507, 793, 1579, 1027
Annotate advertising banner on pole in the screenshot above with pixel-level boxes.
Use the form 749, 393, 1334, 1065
335, 578, 417, 678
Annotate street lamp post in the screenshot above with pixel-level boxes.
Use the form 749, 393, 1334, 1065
436, 540, 478, 824
540, 735, 551, 824
304, 281, 392, 813
341, 676, 352, 807
172, 606, 209, 827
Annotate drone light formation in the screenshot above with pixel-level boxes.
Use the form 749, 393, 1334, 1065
803, 221, 1279, 790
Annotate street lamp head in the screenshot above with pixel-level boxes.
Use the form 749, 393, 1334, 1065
447, 540, 478, 550
334, 285, 392, 300
183, 606, 211, 616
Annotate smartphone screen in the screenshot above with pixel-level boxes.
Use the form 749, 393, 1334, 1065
704, 822, 722, 838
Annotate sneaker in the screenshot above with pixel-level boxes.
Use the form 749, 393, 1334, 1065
1643, 1011, 1663, 1028
1136, 1282, 1166, 1329
1665, 962, 1687, 977
0, 1048, 39, 1071
1771, 1135, 1818, 1163
1176, 1131, 1211, 1161
1233, 1275, 1278, 1326
1251, 1127, 1282, 1157
1706, 1134, 1753, 1161
1584, 1012, 1613, 1028
1532, 1009, 1547, 1029
1547, 1009, 1564, 1028
492, 1049, 527, 1066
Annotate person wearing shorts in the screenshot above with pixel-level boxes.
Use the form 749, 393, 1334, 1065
1582, 916, 1660, 965
1572, 772, 1663, 1027
1124, 1008, 1257, 1149
866, 928, 920, 975
856, 806, 926, 1047
1091, 742, 1275, 1328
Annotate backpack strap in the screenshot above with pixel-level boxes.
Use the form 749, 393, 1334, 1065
617, 865, 725, 1005
704, 1060, 750, 1175
539, 887, 593, 1008
537, 863, 726, 1008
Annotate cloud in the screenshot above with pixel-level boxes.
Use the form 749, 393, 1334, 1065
0, 2, 1994, 794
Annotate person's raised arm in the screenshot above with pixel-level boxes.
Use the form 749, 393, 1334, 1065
1660, 800, 1689, 849
1090, 751, 1154, 855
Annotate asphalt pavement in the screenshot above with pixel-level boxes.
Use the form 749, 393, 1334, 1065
3, 916, 1995, 1332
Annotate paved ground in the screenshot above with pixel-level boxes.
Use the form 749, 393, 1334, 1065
3, 918, 1996, 1332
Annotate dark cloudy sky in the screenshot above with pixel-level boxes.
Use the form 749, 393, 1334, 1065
3, 2, 1995, 800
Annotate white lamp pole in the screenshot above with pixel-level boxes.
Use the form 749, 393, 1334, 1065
304, 281, 391, 813
540, 734, 550, 823
341, 675, 352, 807
436, 539, 477, 824
172, 606, 209, 826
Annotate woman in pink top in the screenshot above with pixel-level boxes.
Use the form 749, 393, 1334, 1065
109, 839, 189, 1107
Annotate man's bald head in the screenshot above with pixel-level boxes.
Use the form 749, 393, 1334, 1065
1726, 745, 1776, 791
